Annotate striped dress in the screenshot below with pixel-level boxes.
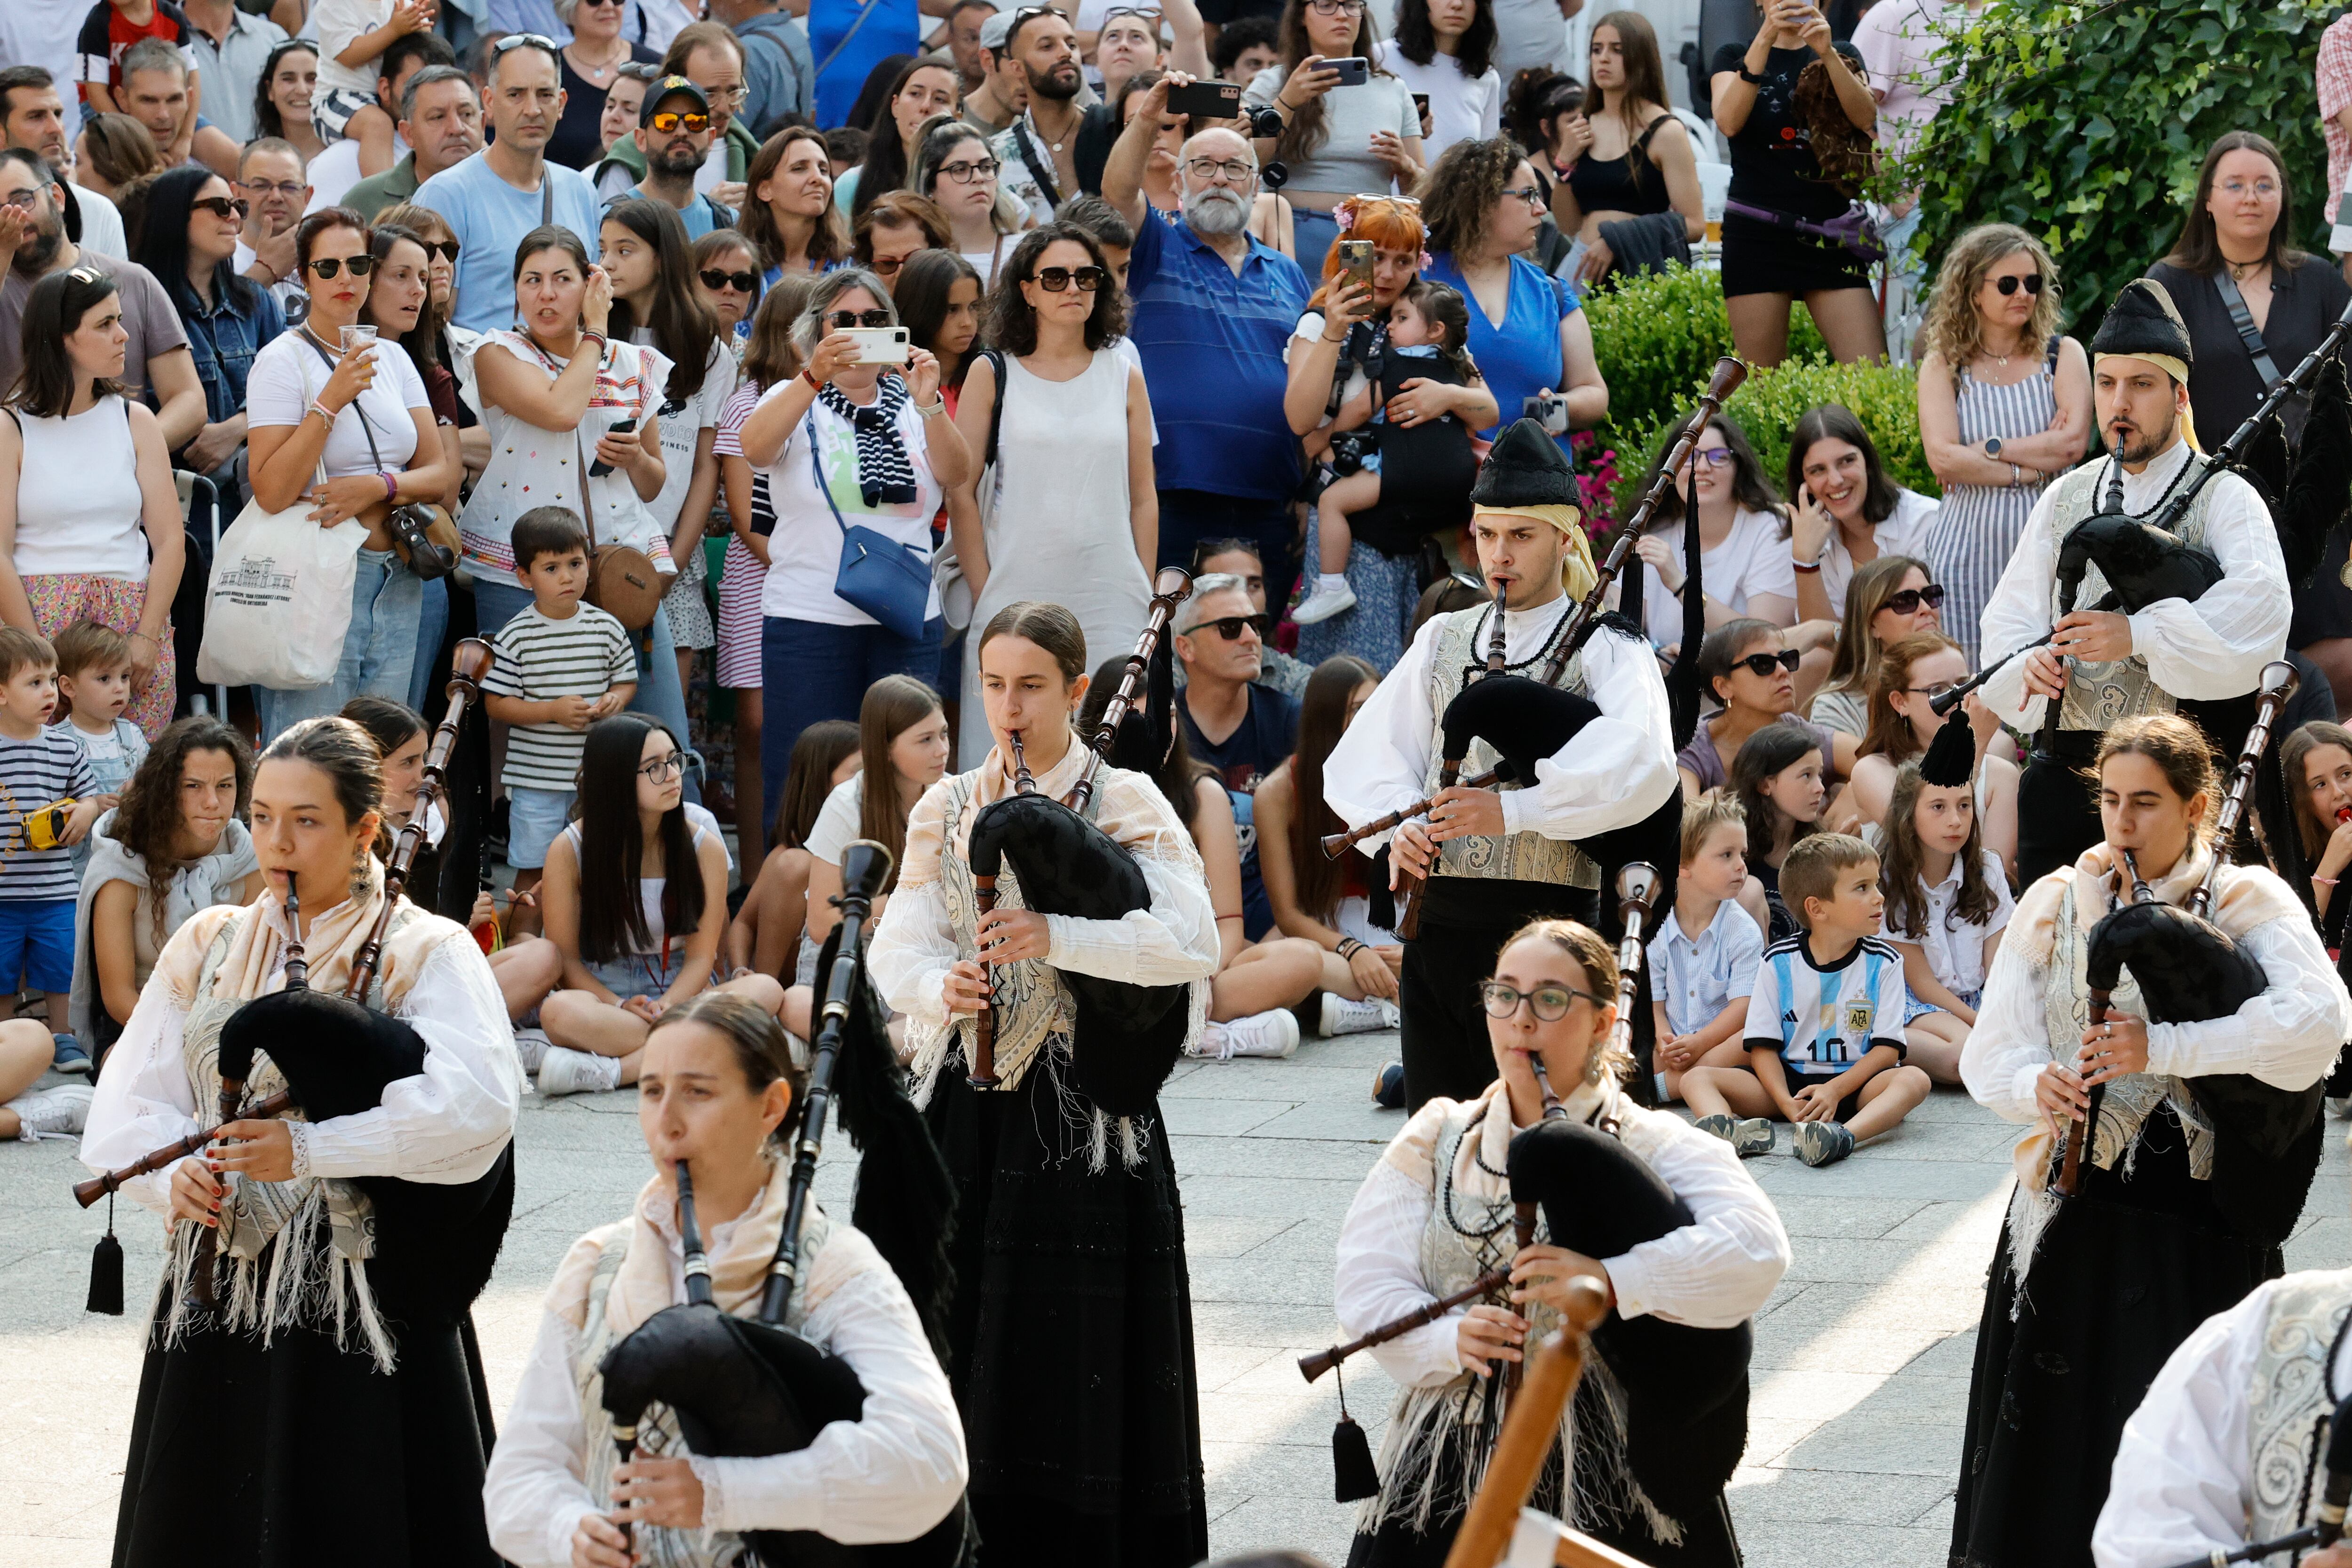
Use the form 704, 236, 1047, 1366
1924, 355, 2058, 667
712, 382, 770, 690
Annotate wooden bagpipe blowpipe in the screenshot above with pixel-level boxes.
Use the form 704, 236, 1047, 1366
1387, 577, 1510, 939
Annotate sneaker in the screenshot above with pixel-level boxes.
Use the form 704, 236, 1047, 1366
1319, 992, 1401, 1037
1190, 1009, 1301, 1060
9, 1082, 93, 1142
511, 1027, 551, 1076
1792, 1120, 1857, 1168
1695, 1114, 1775, 1156
538, 1045, 622, 1097
1373, 1061, 1406, 1108
50, 1034, 90, 1075
2330, 1096, 2352, 1120
1291, 577, 1359, 625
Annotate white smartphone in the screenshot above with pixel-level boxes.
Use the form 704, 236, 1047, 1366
843, 326, 912, 366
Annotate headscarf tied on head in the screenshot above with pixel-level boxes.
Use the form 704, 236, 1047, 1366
1469, 418, 1596, 602
2090, 278, 2201, 453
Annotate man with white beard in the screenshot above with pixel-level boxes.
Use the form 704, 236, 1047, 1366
1104, 71, 1313, 608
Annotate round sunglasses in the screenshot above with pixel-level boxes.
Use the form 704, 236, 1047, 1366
1732, 647, 1802, 678
700, 267, 759, 293
1478, 980, 1607, 1023
1880, 583, 1947, 616
1992, 272, 2044, 296
1031, 264, 1105, 293
303, 254, 375, 279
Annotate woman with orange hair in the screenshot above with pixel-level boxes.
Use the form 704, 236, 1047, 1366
1284, 194, 1467, 672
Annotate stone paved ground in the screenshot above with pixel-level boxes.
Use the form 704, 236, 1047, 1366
4, 1024, 2347, 1566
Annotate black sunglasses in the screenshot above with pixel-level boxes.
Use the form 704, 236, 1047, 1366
1732, 648, 1801, 678
304, 254, 375, 279
827, 308, 894, 328
1881, 583, 1947, 616
418, 237, 460, 263
191, 195, 249, 221
1033, 264, 1104, 293
1190, 613, 1271, 641
1994, 272, 2044, 296
701, 267, 759, 292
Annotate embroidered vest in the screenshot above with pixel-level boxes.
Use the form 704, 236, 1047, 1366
2042, 456, 2220, 732
930, 769, 1084, 1095
2247, 1270, 2352, 1549
1422, 604, 1598, 891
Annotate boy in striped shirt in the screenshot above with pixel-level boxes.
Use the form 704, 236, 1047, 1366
484, 509, 637, 923
0, 629, 101, 1074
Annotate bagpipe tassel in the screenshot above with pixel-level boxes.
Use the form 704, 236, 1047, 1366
87, 1190, 124, 1316
1332, 1362, 1382, 1502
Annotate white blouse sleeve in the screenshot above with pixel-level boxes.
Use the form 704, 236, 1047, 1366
1333, 1158, 1466, 1390
482, 1308, 602, 1568
78, 969, 201, 1215
2141, 911, 2352, 1092
2130, 477, 2293, 702
1603, 1116, 1791, 1329
1504, 626, 1679, 842
1977, 485, 2065, 728
1959, 924, 2056, 1126
1040, 804, 1220, 985
869, 877, 957, 1037
1322, 614, 1444, 854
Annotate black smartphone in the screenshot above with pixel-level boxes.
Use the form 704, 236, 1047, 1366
1167, 79, 1243, 119
1325, 56, 1370, 87
589, 417, 637, 477
1412, 92, 1430, 120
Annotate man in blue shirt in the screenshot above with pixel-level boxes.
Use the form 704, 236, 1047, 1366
1102, 72, 1311, 611
415, 34, 604, 334
810, 0, 917, 128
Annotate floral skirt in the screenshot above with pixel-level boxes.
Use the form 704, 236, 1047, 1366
26, 574, 174, 740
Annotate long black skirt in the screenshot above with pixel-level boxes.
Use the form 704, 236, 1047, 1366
113, 1286, 500, 1568
1948, 1169, 2280, 1568
925, 1055, 1208, 1568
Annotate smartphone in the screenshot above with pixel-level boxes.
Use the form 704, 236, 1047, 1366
844, 326, 913, 366
1324, 56, 1369, 87
1522, 392, 1567, 437
1167, 79, 1242, 119
1411, 91, 1430, 121
1335, 239, 1374, 295
589, 416, 637, 478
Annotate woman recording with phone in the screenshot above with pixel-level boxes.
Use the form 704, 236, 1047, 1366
1241, 0, 1426, 274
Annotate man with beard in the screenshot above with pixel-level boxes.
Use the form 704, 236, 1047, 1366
989, 4, 1089, 225
1104, 72, 1312, 610
607, 75, 731, 238
340, 65, 484, 222
0, 66, 127, 260
593, 24, 759, 211
0, 149, 205, 452
1977, 278, 2292, 884
961, 8, 1029, 137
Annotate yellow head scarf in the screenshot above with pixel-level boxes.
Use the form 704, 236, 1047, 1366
1473, 503, 1597, 602
2092, 351, 2201, 453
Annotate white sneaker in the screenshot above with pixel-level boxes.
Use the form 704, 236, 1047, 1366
538, 1046, 623, 1097
1192, 1008, 1301, 1060
511, 1027, 551, 1075
9, 1082, 93, 1141
1291, 577, 1359, 625
1319, 991, 1401, 1037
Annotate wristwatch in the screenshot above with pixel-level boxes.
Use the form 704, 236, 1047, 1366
1983, 436, 2002, 459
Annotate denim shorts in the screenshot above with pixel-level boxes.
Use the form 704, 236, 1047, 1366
588, 949, 683, 1003
506, 785, 575, 871
0, 896, 76, 993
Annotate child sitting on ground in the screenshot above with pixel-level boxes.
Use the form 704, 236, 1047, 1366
1650, 792, 1766, 1103
0, 629, 103, 1075
310, 0, 435, 178
49, 621, 148, 880
483, 507, 638, 933
1294, 280, 1485, 625
1683, 831, 1932, 1167
1729, 723, 1828, 942
1876, 757, 2011, 1086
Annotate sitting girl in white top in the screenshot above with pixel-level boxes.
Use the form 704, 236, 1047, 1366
1876, 756, 2012, 1086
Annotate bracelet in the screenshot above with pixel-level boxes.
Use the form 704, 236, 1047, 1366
1792, 556, 1823, 573
915, 398, 946, 419
1337, 936, 1367, 959
803, 367, 823, 391
380, 470, 398, 501
2008, 462, 2022, 490
578, 330, 607, 358
307, 400, 335, 425
2317, 875, 2341, 887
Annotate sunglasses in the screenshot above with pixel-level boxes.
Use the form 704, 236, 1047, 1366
1993, 272, 2044, 296
419, 237, 461, 263
1478, 979, 1607, 1022
1189, 613, 1271, 640
1033, 264, 1104, 292
492, 31, 558, 52
827, 309, 894, 328
191, 195, 250, 221
868, 253, 911, 276
648, 110, 710, 134
1732, 648, 1801, 678
1880, 583, 1947, 616
304, 254, 375, 279
701, 267, 759, 292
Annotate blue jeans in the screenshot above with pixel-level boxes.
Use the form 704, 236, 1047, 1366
1293, 207, 1340, 280
408, 575, 449, 713
256, 548, 423, 741
759, 613, 942, 840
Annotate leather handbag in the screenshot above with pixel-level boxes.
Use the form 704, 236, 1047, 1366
573, 427, 665, 630
810, 415, 933, 640
299, 331, 458, 579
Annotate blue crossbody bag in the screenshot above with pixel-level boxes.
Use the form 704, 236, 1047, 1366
809, 415, 932, 639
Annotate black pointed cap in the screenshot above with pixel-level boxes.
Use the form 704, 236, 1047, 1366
1918, 707, 1977, 788
2090, 279, 2194, 373
1470, 417, 1578, 509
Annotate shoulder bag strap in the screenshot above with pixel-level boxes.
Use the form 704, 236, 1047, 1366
542, 168, 555, 228
2214, 271, 2284, 388
302, 329, 394, 480
808, 413, 850, 538
1010, 119, 1061, 210
981, 348, 1008, 469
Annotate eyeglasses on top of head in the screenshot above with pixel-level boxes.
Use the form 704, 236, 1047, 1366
493, 32, 559, 52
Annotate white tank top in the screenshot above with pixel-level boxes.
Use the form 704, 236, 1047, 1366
563, 818, 720, 954
9, 396, 149, 581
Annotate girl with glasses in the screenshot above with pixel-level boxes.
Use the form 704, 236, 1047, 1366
1837, 630, 2019, 879
741, 125, 854, 287
535, 715, 788, 1096
1787, 402, 1940, 629
1331, 912, 1786, 1568
691, 226, 763, 336
1629, 408, 1793, 656
1805, 550, 1939, 740
949, 224, 1155, 760
915, 118, 1028, 287
1917, 223, 2090, 667
1677, 618, 1853, 797
1240, 0, 1424, 273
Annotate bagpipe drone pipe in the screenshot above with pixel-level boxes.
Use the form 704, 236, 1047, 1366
596, 839, 969, 1568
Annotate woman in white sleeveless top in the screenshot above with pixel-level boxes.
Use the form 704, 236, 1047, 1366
948, 225, 1156, 760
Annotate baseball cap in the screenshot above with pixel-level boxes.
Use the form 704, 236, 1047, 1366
640, 75, 712, 127
979, 9, 1016, 51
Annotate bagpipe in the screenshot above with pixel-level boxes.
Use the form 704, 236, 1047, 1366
965, 566, 1195, 1115
596, 839, 967, 1568
2053, 661, 2329, 1245
73, 640, 512, 1324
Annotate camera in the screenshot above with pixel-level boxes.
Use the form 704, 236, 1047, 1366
1329, 430, 1379, 477
1522, 391, 1568, 437
1243, 103, 1285, 138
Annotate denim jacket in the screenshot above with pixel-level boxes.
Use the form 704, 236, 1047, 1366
175, 270, 286, 426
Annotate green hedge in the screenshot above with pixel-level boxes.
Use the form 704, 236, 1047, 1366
1582, 265, 1827, 451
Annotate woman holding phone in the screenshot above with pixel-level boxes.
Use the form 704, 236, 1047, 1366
1242, 0, 1425, 274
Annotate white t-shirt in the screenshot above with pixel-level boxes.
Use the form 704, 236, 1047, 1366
1372, 42, 1502, 160
312, 0, 393, 96
305, 132, 412, 213
1289, 310, 1376, 420
753, 381, 944, 628
1816, 487, 1940, 620
634, 334, 741, 534
245, 330, 429, 478
807, 772, 864, 865
1638, 507, 1799, 649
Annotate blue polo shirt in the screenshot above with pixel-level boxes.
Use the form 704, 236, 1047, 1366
415, 151, 605, 335
1127, 210, 1311, 501
811, 0, 917, 128
1424, 249, 1580, 451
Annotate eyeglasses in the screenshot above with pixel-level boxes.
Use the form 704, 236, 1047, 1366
304, 254, 375, 279
1350, 192, 1421, 207
1188, 613, 1271, 641
1903, 680, 1962, 699
638, 752, 685, 782
1689, 445, 1732, 469
700, 83, 747, 105
580, 0, 624, 7
701, 267, 759, 292
938, 156, 999, 184
1103, 4, 1162, 22
419, 237, 460, 263
1307, 0, 1368, 14
1992, 272, 2043, 296
826, 308, 894, 327
0, 187, 42, 211
1033, 264, 1104, 292
1880, 583, 1947, 616
190, 195, 250, 221
2219, 176, 2280, 199
1478, 979, 1607, 1022
492, 32, 559, 53
1502, 183, 1547, 207
240, 178, 307, 199
1732, 648, 1801, 678
1183, 156, 1254, 182
868, 253, 912, 276
647, 110, 710, 134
